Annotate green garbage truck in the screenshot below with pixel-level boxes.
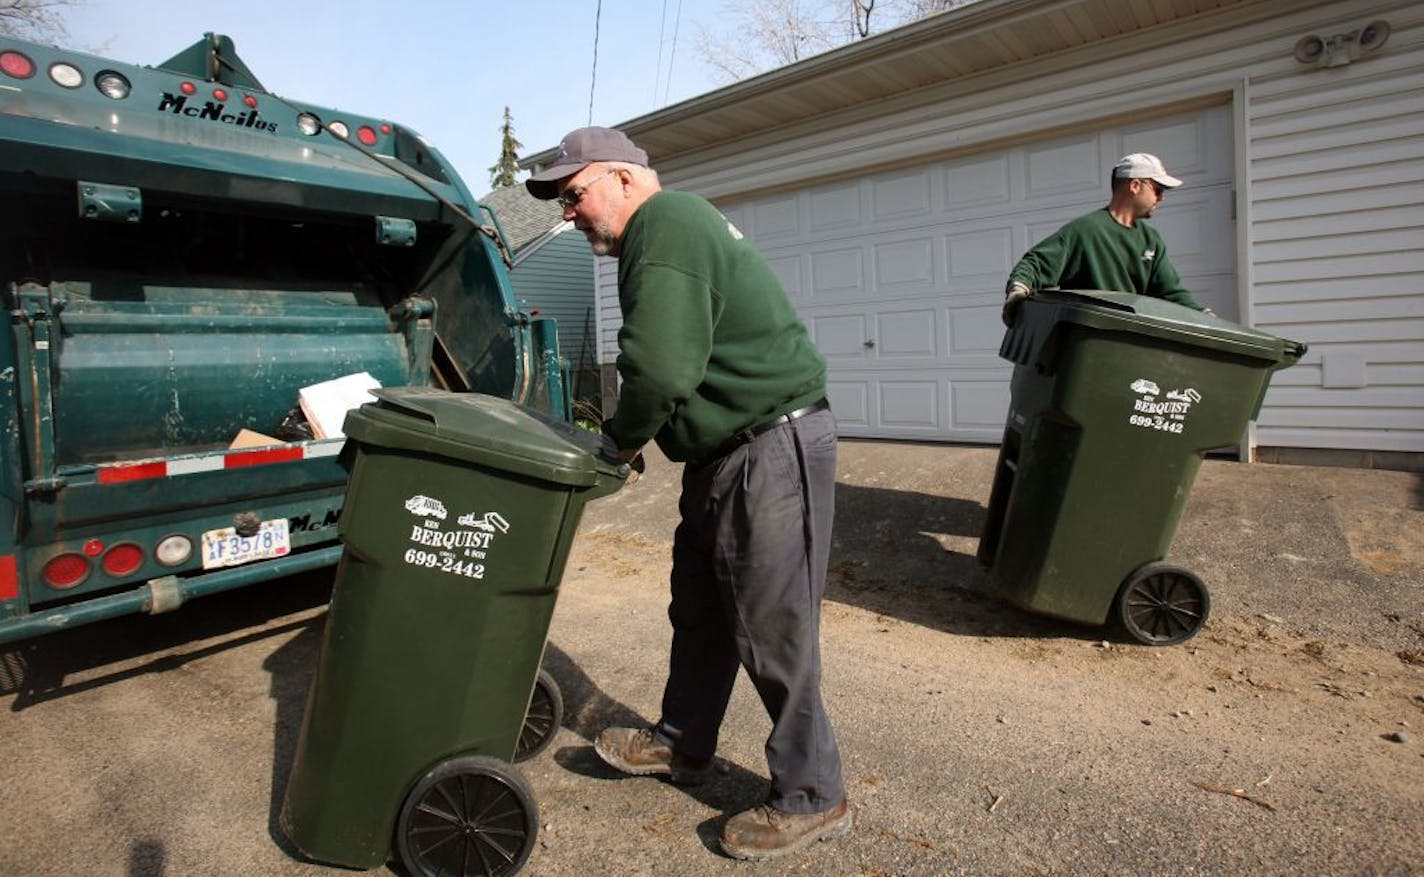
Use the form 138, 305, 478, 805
0, 33, 567, 645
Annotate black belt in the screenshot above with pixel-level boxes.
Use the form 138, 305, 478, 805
694, 398, 830, 468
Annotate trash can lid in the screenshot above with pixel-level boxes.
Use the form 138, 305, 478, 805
343, 387, 619, 487
1035, 290, 1306, 364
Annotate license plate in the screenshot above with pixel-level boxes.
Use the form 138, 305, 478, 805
200, 518, 291, 570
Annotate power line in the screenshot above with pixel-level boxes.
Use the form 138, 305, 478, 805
661, 0, 683, 106
588, 0, 602, 125
654, 0, 669, 104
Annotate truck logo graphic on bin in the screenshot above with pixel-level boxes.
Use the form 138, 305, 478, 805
457, 511, 509, 533
1127, 377, 1201, 435
403, 495, 447, 520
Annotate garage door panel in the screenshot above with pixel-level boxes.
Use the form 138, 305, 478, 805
880, 381, 939, 429
810, 247, 865, 297
766, 254, 805, 299
810, 183, 863, 232
873, 169, 934, 220
946, 226, 1017, 285
1182, 273, 1237, 320
1025, 135, 1103, 199
877, 309, 939, 357
1151, 186, 1234, 275
952, 382, 1012, 432
752, 196, 800, 239
945, 153, 1012, 209
812, 313, 871, 360
950, 306, 1008, 354
827, 381, 870, 428
874, 238, 937, 292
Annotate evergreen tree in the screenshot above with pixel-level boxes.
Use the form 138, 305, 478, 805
488, 106, 523, 190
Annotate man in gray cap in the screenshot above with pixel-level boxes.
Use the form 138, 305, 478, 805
526, 127, 850, 861
1003, 152, 1209, 323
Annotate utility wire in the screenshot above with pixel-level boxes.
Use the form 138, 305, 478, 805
654, 0, 669, 104
588, 0, 602, 125
661, 0, 683, 106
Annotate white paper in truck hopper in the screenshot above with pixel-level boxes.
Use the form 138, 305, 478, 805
298, 372, 381, 439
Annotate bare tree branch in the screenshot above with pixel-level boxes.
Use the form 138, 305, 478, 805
0, 0, 79, 44
695, 0, 977, 83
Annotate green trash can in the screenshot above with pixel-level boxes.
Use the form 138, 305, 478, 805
977, 290, 1305, 646
279, 387, 628, 876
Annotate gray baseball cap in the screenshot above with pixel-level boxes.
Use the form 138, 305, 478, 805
525, 127, 649, 199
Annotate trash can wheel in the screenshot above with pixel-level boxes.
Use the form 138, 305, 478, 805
514, 668, 563, 763
395, 755, 538, 877
1115, 562, 1210, 646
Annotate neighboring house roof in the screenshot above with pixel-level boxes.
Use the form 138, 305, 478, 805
479, 185, 565, 252
522, 0, 1261, 172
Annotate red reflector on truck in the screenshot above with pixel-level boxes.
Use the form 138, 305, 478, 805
43, 554, 89, 589
98, 461, 168, 483
225, 446, 304, 468
101, 543, 145, 577
0, 555, 16, 600
0, 50, 35, 79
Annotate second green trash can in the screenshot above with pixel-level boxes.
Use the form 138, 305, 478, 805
280, 387, 629, 877
978, 290, 1305, 646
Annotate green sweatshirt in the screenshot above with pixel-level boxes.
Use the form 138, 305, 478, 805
1008, 208, 1204, 309
607, 190, 826, 462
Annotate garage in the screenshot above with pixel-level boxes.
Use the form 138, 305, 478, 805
551, 0, 1422, 465
719, 104, 1236, 442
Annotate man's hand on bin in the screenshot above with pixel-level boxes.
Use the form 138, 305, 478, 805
1003, 281, 1031, 326
599, 426, 645, 482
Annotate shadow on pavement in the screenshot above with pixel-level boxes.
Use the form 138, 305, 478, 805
542, 641, 771, 841
829, 482, 1112, 643
260, 611, 325, 859
0, 570, 333, 711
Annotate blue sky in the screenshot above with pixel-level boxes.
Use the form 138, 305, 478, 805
59, 0, 729, 196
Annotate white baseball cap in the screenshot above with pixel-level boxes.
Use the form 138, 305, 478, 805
1112, 153, 1183, 188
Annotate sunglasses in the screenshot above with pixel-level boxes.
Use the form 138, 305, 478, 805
556, 168, 618, 210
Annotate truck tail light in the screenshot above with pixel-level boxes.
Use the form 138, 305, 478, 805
43, 553, 90, 589
1, 50, 36, 79
49, 62, 83, 88
95, 70, 130, 100
101, 543, 145, 577
155, 535, 192, 567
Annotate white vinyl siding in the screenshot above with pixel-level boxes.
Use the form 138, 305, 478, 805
594, 0, 1424, 455
1244, 32, 1424, 452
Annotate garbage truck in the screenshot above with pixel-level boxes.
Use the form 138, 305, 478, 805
0, 33, 567, 645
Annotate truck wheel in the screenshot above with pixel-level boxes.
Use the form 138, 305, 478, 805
514, 668, 563, 763
396, 755, 538, 877
1115, 562, 1210, 646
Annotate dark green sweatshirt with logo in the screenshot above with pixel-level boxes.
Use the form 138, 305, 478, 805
1008, 208, 1204, 310
607, 190, 826, 462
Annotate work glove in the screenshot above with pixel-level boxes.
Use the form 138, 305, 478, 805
1002, 281, 1031, 327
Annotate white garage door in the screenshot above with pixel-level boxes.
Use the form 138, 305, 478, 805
720, 105, 1236, 443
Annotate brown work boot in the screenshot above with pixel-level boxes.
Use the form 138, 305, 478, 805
720, 799, 852, 861
593, 726, 712, 785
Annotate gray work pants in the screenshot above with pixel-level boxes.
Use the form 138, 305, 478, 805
654, 407, 845, 814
